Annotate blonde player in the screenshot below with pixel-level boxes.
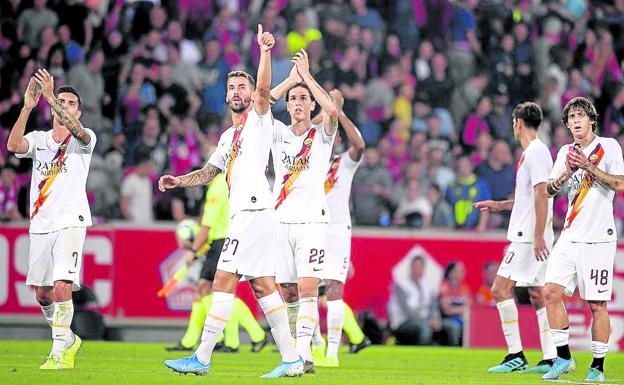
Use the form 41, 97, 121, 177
159, 26, 302, 378
542, 97, 624, 381
269, 49, 338, 373
315, 89, 367, 367
7, 70, 96, 370
474, 102, 557, 374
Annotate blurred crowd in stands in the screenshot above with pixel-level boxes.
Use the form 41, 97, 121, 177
1, 0, 624, 231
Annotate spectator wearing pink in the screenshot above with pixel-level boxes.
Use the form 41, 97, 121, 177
469, 131, 492, 167
603, 85, 624, 138
168, 116, 202, 176
0, 165, 22, 221
585, 30, 622, 90
461, 95, 491, 148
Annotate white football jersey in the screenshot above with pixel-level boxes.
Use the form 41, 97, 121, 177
507, 138, 554, 243
272, 121, 335, 223
551, 136, 624, 243
325, 151, 362, 226
208, 108, 274, 217
16, 129, 96, 233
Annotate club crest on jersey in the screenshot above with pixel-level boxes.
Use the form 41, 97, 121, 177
589, 154, 598, 164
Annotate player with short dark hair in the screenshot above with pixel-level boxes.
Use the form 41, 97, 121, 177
7, 69, 97, 370
159, 26, 302, 378
542, 97, 624, 381
474, 101, 557, 374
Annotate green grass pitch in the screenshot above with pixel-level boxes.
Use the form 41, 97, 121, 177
0, 340, 622, 384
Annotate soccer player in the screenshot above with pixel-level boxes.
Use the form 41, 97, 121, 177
166, 175, 267, 353
159, 26, 302, 378
541, 96, 624, 381
474, 102, 557, 374
7, 70, 97, 369
316, 89, 367, 367
269, 49, 339, 372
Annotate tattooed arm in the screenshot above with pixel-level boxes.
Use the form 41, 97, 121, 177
583, 165, 624, 192
34, 69, 91, 146
158, 163, 222, 192
546, 171, 573, 197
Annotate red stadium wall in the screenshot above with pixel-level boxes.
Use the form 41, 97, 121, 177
1, 225, 623, 350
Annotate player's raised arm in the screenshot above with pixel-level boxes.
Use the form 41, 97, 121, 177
254, 24, 274, 116
568, 145, 624, 192
270, 65, 302, 105
330, 89, 365, 161
33, 69, 91, 146
158, 162, 222, 192
293, 49, 338, 136
7, 77, 40, 154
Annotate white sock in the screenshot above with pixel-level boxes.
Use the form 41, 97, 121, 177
497, 299, 522, 354
536, 307, 557, 359
591, 341, 608, 358
551, 328, 569, 347
312, 321, 323, 346
258, 291, 299, 362
286, 301, 299, 338
326, 299, 344, 357
296, 297, 318, 362
51, 300, 74, 358
41, 303, 55, 327
196, 291, 234, 364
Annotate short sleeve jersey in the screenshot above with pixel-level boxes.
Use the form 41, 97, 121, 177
208, 108, 274, 217
507, 138, 554, 243
272, 120, 336, 223
16, 129, 97, 233
325, 151, 362, 226
550, 136, 624, 242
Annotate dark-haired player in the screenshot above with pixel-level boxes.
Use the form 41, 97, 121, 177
7, 69, 97, 370
542, 97, 624, 381
474, 102, 556, 374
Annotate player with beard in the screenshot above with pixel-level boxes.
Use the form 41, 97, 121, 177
159, 25, 302, 378
7, 70, 96, 370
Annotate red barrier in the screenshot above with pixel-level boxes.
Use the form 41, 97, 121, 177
1, 226, 623, 350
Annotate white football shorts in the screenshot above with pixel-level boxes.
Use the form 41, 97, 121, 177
323, 222, 351, 283
275, 222, 327, 284
545, 240, 616, 301
497, 240, 551, 287
217, 209, 280, 279
26, 227, 86, 290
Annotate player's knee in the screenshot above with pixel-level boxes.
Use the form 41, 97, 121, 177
279, 283, 299, 303
543, 284, 562, 304
52, 281, 72, 301
490, 282, 510, 301
588, 300, 607, 315
298, 280, 319, 298
35, 288, 53, 306
325, 281, 344, 301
